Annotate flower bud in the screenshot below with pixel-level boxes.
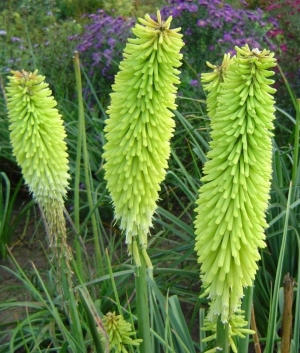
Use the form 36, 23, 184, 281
103, 311, 142, 352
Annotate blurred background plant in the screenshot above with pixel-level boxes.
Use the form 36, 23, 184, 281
69, 11, 136, 108
244, 0, 300, 127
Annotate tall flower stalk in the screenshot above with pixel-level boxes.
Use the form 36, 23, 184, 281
6, 70, 71, 264
6, 70, 109, 351
195, 45, 276, 351
103, 10, 183, 352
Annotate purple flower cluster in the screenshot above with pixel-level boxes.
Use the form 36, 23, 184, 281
70, 2, 278, 100
161, 0, 273, 58
162, 0, 198, 16
69, 10, 135, 82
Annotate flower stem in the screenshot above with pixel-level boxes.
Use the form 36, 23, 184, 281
292, 99, 300, 197
237, 286, 253, 351
73, 51, 84, 277
73, 51, 104, 275
135, 244, 152, 353
216, 318, 229, 353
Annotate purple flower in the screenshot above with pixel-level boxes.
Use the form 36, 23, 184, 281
197, 19, 206, 27
211, 20, 222, 29
107, 37, 116, 48
0, 30, 7, 36
189, 4, 198, 12
103, 48, 112, 59
171, 6, 181, 17
92, 52, 101, 65
11, 36, 21, 42
223, 33, 233, 42
185, 28, 193, 36
190, 79, 200, 87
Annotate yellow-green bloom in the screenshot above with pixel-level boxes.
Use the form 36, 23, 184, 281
6, 70, 70, 248
103, 312, 142, 353
201, 53, 233, 120
194, 45, 276, 323
103, 11, 184, 261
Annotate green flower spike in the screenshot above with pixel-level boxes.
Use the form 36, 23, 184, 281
6, 70, 70, 252
103, 312, 143, 353
103, 11, 184, 264
195, 45, 276, 324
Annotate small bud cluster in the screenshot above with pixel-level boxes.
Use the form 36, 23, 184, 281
103, 312, 142, 352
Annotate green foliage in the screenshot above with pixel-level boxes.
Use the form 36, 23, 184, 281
0, 0, 81, 196
103, 0, 166, 17
55, 0, 104, 19
0, 0, 81, 98
0, 173, 11, 258
0, 253, 107, 352
0, 173, 27, 259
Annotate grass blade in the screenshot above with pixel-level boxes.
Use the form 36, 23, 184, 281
264, 182, 293, 353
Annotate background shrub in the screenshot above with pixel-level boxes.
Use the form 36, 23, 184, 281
0, 0, 81, 96
69, 11, 135, 106
54, 0, 104, 19
265, 0, 300, 105
0, 0, 81, 186
244, 0, 300, 106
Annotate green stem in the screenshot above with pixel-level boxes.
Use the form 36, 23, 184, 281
264, 182, 292, 353
292, 99, 300, 196
60, 251, 86, 350
106, 248, 123, 314
216, 318, 229, 353
0, 172, 10, 258
73, 52, 83, 277
135, 246, 152, 353
237, 286, 253, 351
73, 51, 104, 276
293, 235, 300, 353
